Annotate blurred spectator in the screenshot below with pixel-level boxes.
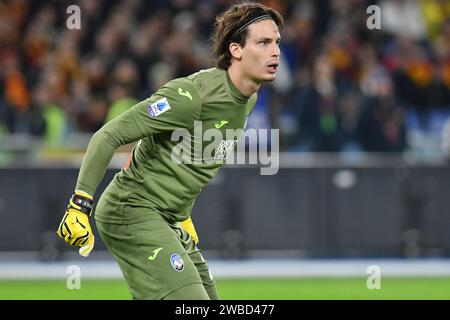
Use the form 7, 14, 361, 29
3, 51, 30, 120
102, 58, 141, 124
419, 0, 450, 41
33, 83, 66, 145
339, 89, 362, 151
298, 54, 343, 151
357, 77, 407, 152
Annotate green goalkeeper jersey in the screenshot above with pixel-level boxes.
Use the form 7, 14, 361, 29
75, 68, 257, 224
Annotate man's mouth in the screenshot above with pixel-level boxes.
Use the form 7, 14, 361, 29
267, 62, 279, 74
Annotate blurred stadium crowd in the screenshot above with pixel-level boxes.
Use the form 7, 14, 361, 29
1, 0, 450, 154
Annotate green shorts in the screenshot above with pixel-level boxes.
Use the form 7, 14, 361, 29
96, 216, 216, 300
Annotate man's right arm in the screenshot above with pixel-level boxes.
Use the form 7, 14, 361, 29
57, 77, 202, 256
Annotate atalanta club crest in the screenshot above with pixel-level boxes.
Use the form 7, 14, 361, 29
170, 253, 184, 272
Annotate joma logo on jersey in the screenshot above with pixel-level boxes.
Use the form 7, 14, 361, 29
170, 120, 280, 175
178, 88, 193, 101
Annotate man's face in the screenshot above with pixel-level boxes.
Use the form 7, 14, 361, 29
239, 19, 281, 83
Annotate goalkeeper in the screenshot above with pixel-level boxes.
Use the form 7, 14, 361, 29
57, 2, 283, 300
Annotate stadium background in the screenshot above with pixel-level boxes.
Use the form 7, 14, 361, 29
1, 0, 450, 299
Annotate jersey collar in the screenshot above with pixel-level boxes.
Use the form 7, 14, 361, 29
224, 69, 250, 104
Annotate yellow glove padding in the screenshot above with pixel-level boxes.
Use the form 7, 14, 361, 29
180, 216, 199, 245
57, 191, 95, 257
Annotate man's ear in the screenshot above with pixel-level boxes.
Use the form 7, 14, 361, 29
229, 42, 243, 60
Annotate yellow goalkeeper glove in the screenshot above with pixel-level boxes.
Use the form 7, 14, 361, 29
57, 190, 95, 257
180, 216, 199, 245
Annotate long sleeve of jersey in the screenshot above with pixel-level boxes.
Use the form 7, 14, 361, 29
75, 78, 202, 196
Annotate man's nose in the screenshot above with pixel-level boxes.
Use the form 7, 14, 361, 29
272, 43, 280, 57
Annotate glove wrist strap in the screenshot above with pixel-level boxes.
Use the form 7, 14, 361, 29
69, 193, 94, 216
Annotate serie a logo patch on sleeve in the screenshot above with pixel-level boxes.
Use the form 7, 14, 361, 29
147, 97, 171, 118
